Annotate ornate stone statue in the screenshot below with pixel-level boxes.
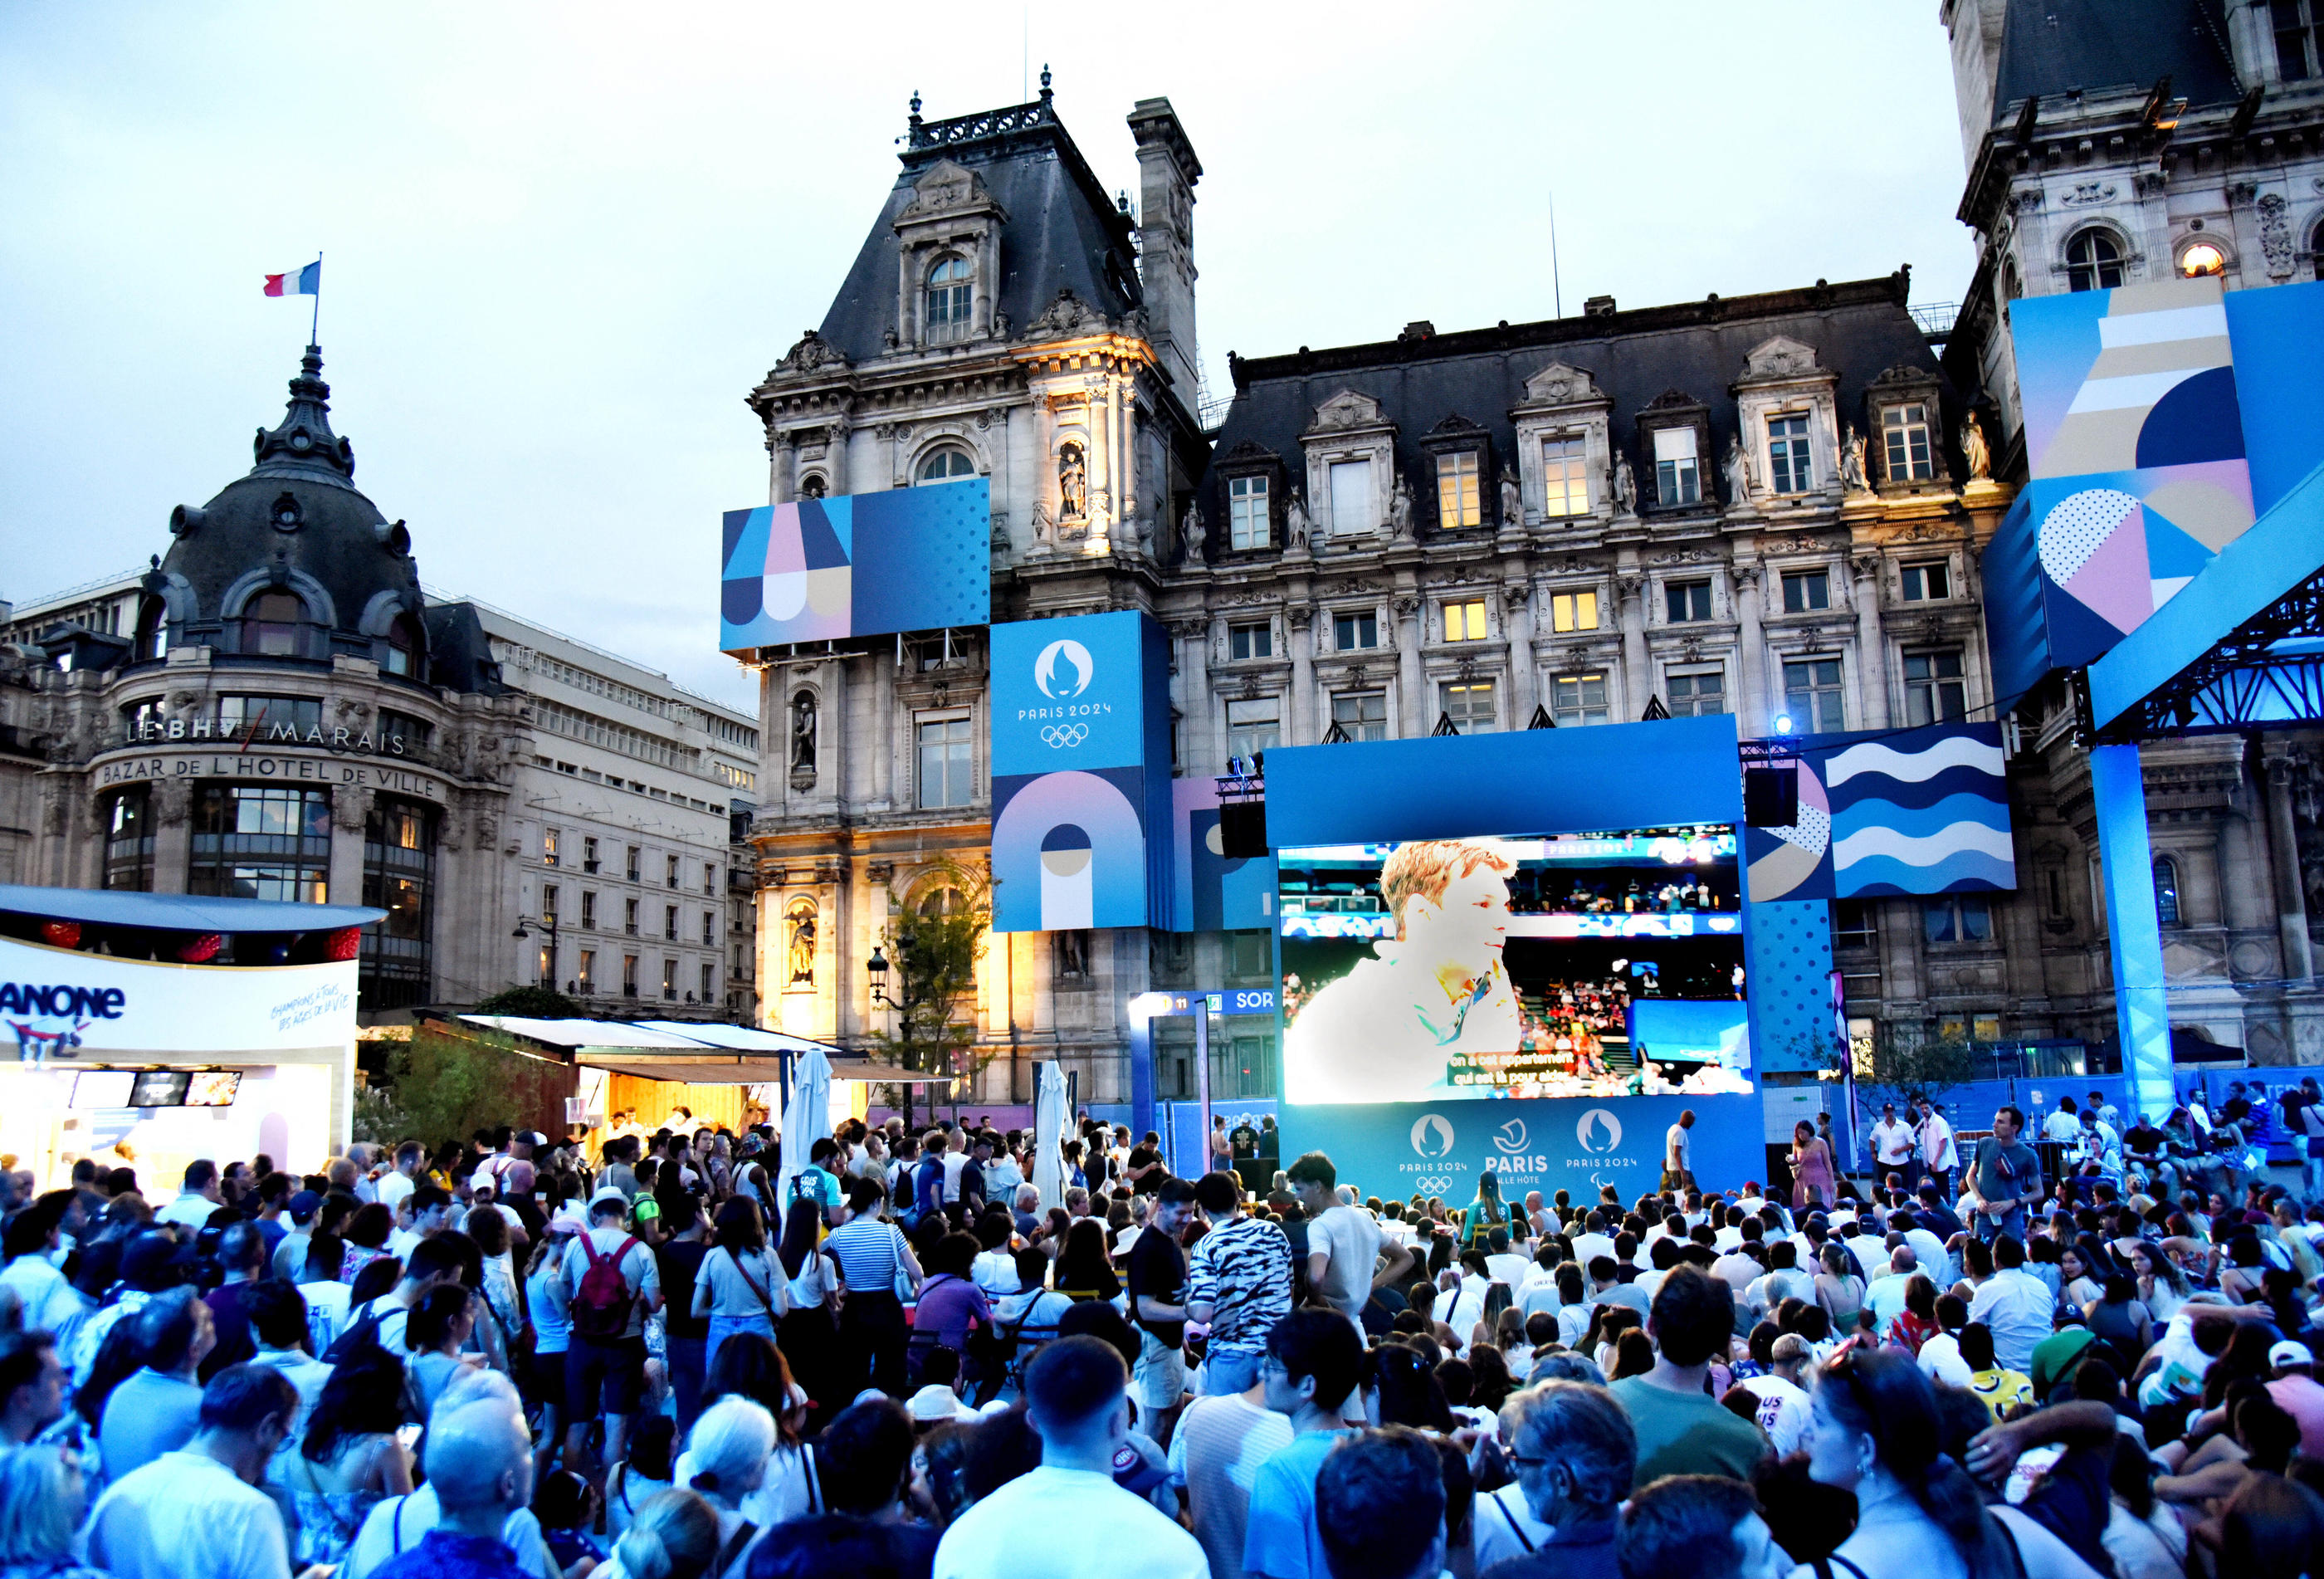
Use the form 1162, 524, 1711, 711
1499, 472, 1523, 530
1285, 486, 1312, 550
786, 905, 817, 985
1961, 412, 1992, 481
1612, 450, 1635, 510
1387, 473, 1414, 539
1182, 501, 1207, 559
1724, 434, 1755, 503
1030, 500, 1052, 546
1058, 443, 1087, 520
1841, 426, 1872, 494
789, 692, 817, 771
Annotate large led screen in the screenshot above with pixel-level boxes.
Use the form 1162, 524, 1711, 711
1278, 827, 1754, 1104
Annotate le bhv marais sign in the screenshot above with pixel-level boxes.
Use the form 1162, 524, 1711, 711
98, 714, 443, 800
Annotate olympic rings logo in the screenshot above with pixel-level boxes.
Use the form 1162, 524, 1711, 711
1041, 724, 1089, 749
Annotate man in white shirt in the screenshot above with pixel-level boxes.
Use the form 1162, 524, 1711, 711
375, 1141, 423, 1216
1915, 1098, 1958, 1195
156, 1160, 223, 1235
1568, 1210, 1616, 1271
1862, 1244, 1921, 1334
1482, 1227, 1531, 1290
935, 1336, 1206, 1579
346, 1235, 465, 1356
1662, 1111, 1697, 1192
0, 1195, 85, 1338
1166, 1377, 1295, 1579
86, 1363, 299, 1579
1894, 1211, 1950, 1283
558, 1190, 662, 1474
1290, 1155, 1409, 1330
1740, 1333, 1814, 1457
1868, 1104, 1916, 1181
2040, 1097, 2084, 1144
1965, 1235, 2053, 1374
344, 1373, 560, 1579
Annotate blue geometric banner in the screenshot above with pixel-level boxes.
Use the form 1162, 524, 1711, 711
718, 479, 989, 652
1745, 722, 2014, 902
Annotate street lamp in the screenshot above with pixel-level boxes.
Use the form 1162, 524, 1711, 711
867, 941, 891, 1005
512, 914, 560, 990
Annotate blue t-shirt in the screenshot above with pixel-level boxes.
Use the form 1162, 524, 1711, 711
1243, 1429, 1352, 1579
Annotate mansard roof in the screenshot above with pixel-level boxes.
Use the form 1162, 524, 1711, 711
1202, 272, 1946, 521
813, 86, 1143, 364
1990, 0, 2240, 123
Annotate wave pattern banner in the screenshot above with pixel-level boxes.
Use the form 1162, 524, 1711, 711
1819, 723, 2015, 897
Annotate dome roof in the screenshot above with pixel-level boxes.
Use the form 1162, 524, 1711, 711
149, 345, 435, 674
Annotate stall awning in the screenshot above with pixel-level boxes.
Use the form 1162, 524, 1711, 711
574, 1050, 952, 1086
633, 1021, 841, 1056
456, 1016, 711, 1049
454, 1015, 949, 1087
0, 884, 385, 933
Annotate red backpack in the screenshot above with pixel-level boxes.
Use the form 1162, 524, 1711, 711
571, 1233, 639, 1341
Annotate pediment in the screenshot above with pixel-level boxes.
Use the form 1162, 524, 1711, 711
1740, 335, 1825, 381
1517, 360, 1604, 407
1306, 389, 1392, 436
899, 159, 1001, 220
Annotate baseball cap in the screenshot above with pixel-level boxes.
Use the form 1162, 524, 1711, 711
1111, 1435, 1169, 1496
287, 1190, 322, 1222
549, 1205, 588, 1236
2268, 1339, 2313, 1370
516, 1132, 548, 1147
589, 1186, 628, 1209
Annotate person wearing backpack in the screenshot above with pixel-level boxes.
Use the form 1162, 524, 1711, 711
330, 1237, 466, 1363
558, 1189, 662, 1478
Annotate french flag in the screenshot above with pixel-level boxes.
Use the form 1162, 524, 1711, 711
263, 262, 320, 297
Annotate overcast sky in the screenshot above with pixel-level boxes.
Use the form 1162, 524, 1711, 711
1, 2, 1975, 713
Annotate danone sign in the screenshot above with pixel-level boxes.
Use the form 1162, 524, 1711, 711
0, 936, 359, 1058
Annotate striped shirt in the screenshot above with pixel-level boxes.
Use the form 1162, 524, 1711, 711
1186, 1215, 1292, 1355
823, 1216, 910, 1293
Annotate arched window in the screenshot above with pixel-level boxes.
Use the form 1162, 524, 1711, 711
242, 590, 307, 657
915, 447, 975, 485
133, 596, 168, 662
382, 614, 423, 677
2153, 856, 2181, 926
918, 886, 966, 920
925, 255, 972, 340
798, 474, 827, 499
2177, 241, 2226, 278
2066, 230, 2124, 292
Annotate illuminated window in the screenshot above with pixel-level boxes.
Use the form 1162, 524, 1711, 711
1882, 403, 1935, 481
1550, 591, 1599, 633
917, 714, 974, 809
925, 254, 972, 339
1438, 681, 1497, 733
1328, 459, 1374, 535
1229, 622, 1272, 661
1664, 667, 1726, 717
1435, 451, 1482, 530
1652, 428, 1700, 506
1333, 610, 1379, 650
578, 951, 595, 994
1550, 673, 1608, 727
2178, 241, 2226, 278
1443, 600, 1488, 642
662, 958, 678, 1000
1902, 649, 1968, 726
1664, 581, 1712, 623
1541, 435, 1589, 517
544, 828, 559, 868
189, 785, 331, 903
1226, 697, 1280, 761
1783, 658, 1846, 733
1901, 560, 1950, 601
1782, 570, 1830, 613
2276, 0, 2321, 78
915, 447, 975, 484
2066, 230, 2124, 291
1228, 475, 1269, 550
2154, 856, 2182, 926
1331, 691, 1386, 741
1766, 413, 1814, 494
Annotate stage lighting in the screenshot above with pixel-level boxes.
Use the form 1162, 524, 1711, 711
1219, 799, 1268, 858
1743, 765, 1799, 828
1773, 711, 1794, 734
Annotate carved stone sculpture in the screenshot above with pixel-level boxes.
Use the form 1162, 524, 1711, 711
1387, 474, 1414, 539
1499, 472, 1523, 529
1724, 434, 1755, 503
1960, 412, 1992, 481
789, 692, 817, 771
1612, 451, 1635, 510
1058, 443, 1087, 520
1285, 486, 1312, 550
1841, 426, 1872, 494
1181, 502, 1207, 559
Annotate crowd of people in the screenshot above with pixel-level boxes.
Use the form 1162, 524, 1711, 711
0, 1099, 2312, 1579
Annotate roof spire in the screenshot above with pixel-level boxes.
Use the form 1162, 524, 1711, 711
1039, 63, 1052, 101
250, 343, 355, 486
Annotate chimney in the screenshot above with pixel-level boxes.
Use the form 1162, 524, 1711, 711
1126, 98, 1203, 398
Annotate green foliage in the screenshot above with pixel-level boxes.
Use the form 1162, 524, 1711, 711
863, 861, 990, 1128
473, 983, 584, 1019
356, 1023, 539, 1148
1823, 1021, 1982, 1110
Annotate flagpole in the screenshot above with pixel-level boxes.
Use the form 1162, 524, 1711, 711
310, 252, 322, 345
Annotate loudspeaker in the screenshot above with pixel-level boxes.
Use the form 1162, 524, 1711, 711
1743, 765, 1799, 828
1218, 800, 1268, 858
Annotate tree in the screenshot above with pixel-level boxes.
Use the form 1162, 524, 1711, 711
354, 1020, 569, 1146
863, 861, 990, 1132
1824, 1020, 1982, 1112
473, 983, 585, 1019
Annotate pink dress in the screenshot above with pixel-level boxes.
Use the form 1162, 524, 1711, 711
1792, 1139, 1836, 1207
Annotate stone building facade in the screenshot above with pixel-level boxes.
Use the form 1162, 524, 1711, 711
0, 349, 764, 1024
1936, 0, 2324, 1068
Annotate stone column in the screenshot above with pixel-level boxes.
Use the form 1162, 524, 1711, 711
768, 434, 794, 506
1734, 564, 1768, 734
1849, 554, 1892, 731
1286, 608, 1315, 745
2262, 742, 2315, 980
1615, 574, 1650, 720
1503, 584, 1538, 726
328, 785, 373, 912
826, 418, 852, 496
825, 656, 852, 814
149, 778, 194, 895
1394, 595, 1427, 736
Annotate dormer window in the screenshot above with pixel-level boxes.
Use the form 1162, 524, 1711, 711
1881, 403, 1935, 482
1541, 436, 1589, 517
1652, 429, 1700, 506
925, 256, 972, 342
244, 591, 306, 658
383, 614, 422, 677
915, 447, 975, 484
1228, 475, 1270, 550
2276, 0, 2321, 79
1435, 451, 1482, 530
1765, 413, 1814, 494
